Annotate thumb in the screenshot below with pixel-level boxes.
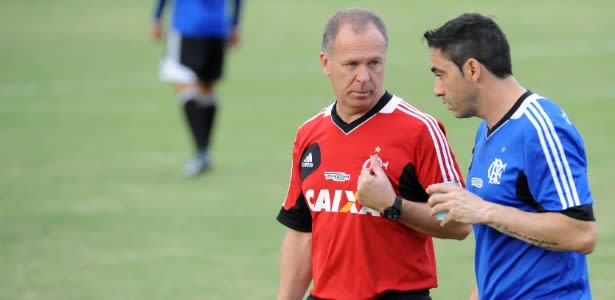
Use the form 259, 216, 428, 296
370, 155, 386, 176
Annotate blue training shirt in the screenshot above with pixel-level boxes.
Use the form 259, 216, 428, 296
154, 0, 241, 38
467, 92, 594, 299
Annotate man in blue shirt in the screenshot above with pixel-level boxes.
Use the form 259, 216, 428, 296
151, 0, 242, 177
357, 12, 596, 300
423, 13, 596, 299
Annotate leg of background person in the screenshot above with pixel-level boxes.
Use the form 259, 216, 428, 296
176, 83, 212, 177
195, 82, 218, 156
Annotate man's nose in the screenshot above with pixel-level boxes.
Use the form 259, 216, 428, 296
355, 66, 370, 83
433, 80, 445, 97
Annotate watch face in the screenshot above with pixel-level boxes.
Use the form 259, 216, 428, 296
384, 207, 400, 220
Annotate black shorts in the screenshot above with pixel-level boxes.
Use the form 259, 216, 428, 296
179, 36, 225, 84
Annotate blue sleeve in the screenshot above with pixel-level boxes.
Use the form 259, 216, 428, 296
231, 0, 242, 26
524, 99, 593, 211
153, 0, 168, 21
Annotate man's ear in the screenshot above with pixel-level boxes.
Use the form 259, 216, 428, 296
463, 58, 481, 81
320, 51, 330, 76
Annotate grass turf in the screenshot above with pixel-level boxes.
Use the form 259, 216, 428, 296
1, 0, 614, 298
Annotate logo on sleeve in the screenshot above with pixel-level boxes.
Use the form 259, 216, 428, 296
487, 158, 507, 185
562, 110, 573, 125
300, 143, 321, 180
302, 153, 314, 168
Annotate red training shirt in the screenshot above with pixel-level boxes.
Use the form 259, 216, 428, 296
277, 92, 464, 299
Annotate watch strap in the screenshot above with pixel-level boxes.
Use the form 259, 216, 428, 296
393, 195, 402, 210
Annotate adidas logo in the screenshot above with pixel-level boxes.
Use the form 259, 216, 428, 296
301, 153, 314, 168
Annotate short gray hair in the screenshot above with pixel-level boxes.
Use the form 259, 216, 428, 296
321, 7, 388, 55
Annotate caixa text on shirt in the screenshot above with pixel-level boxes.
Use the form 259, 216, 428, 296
305, 189, 381, 216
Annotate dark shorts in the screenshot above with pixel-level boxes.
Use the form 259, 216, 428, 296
307, 289, 431, 300
179, 36, 225, 84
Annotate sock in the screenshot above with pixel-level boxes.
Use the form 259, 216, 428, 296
195, 94, 218, 152
182, 99, 208, 151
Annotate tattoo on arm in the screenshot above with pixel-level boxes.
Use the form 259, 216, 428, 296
493, 224, 560, 250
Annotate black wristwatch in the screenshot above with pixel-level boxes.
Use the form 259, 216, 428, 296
383, 196, 402, 220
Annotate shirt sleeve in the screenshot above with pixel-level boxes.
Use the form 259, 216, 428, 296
523, 100, 593, 211
153, 0, 167, 21
231, 0, 242, 26
276, 131, 312, 232
415, 118, 465, 189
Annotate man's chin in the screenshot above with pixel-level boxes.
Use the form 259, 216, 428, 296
452, 110, 473, 119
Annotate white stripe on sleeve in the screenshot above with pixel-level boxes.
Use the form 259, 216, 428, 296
397, 103, 461, 183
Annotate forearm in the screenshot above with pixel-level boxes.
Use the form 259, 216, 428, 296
398, 200, 470, 240
355, 159, 470, 240
482, 203, 596, 254
277, 230, 312, 300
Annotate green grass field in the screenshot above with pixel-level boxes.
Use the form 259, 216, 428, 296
1, 0, 614, 299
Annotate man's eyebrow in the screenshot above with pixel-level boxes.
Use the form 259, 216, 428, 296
430, 66, 445, 74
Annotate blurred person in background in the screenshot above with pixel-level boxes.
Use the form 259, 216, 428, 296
151, 0, 242, 177
276, 8, 470, 300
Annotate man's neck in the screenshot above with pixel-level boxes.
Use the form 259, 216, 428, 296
335, 90, 387, 124
479, 76, 526, 128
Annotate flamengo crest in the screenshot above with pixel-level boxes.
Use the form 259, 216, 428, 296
487, 158, 507, 185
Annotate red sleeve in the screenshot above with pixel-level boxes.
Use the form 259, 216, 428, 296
415, 119, 465, 188
276, 130, 312, 232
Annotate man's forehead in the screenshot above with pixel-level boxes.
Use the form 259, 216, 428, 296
429, 48, 446, 60
429, 49, 453, 68
335, 22, 384, 42
330, 38, 386, 60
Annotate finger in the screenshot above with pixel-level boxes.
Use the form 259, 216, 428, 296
357, 174, 365, 188
426, 183, 447, 195
427, 194, 438, 206
439, 215, 451, 227
358, 167, 373, 181
430, 202, 444, 214
360, 164, 373, 174
440, 208, 458, 227
370, 155, 386, 176
425, 183, 437, 195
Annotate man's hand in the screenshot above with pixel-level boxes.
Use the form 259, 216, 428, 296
357, 155, 396, 212
151, 21, 163, 41
426, 183, 491, 226
227, 27, 241, 48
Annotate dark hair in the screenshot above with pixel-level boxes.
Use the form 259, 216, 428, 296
423, 13, 512, 78
322, 7, 388, 55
